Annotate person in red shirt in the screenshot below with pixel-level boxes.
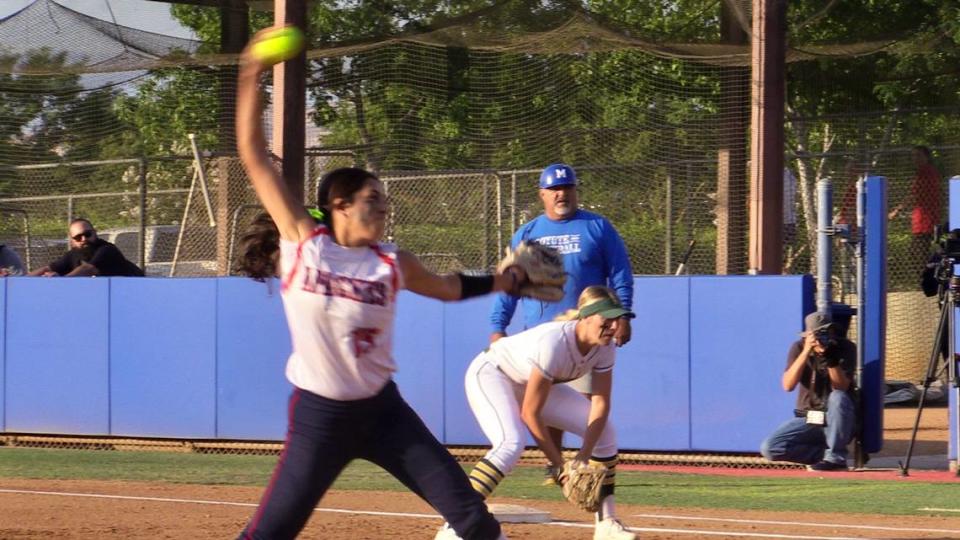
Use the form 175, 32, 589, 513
834, 159, 866, 295
835, 158, 865, 233
890, 146, 941, 267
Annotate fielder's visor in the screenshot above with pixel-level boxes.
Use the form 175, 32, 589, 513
578, 297, 634, 320
539, 163, 577, 188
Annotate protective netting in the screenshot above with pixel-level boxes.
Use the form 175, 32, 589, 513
784, 109, 960, 382
0, 0, 958, 385
0, 1, 927, 73
0, 0, 203, 75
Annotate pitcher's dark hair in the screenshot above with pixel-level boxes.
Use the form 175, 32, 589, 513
315, 167, 379, 231
236, 168, 379, 281
236, 212, 281, 281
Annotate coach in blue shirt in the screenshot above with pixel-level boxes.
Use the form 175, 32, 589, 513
490, 162, 634, 343
489, 164, 634, 483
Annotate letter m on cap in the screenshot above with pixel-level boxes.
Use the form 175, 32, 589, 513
555, 168, 566, 179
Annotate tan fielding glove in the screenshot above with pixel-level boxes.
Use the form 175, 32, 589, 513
559, 460, 606, 513
497, 241, 566, 301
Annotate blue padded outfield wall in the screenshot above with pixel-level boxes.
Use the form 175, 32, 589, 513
0, 275, 813, 452
6, 279, 110, 435
0, 279, 4, 432
861, 176, 887, 454
950, 176, 960, 462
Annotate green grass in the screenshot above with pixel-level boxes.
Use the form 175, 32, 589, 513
0, 448, 276, 486
1, 448, 959, 516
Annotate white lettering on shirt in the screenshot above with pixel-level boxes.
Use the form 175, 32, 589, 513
533, 234, 581, 255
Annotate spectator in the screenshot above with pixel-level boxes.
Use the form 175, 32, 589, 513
28, 218, 144, 277
489, 163, 634, 484
835, 158, 866, 232
760, 311, 857, 471
0, 243, 26, 276
834, 159, 867, 293
890, 145, 942, 266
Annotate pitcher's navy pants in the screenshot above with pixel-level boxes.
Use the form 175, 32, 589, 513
239, 381, 501, 540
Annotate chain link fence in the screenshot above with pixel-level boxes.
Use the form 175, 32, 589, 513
787, 137, 959, 383
0, 433, 801, 469
0, 155, 257, 277
0, 3, 957, 393
2, 143, 955, 387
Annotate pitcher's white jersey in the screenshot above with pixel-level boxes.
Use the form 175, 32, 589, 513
486, 320, 615, 385
279, 226, 402, 400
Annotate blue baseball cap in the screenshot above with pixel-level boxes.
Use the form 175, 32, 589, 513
539, 163, 577, 189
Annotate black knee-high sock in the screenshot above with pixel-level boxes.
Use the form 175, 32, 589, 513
590, 454, 619, 520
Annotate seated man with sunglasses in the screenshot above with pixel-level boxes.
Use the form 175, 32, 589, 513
28, 218, 144, 277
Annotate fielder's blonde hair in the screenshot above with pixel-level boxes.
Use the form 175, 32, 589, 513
554, 285, 620, 321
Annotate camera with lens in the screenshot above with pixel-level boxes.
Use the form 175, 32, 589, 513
814, 329, 840, 367
921, 228, 960, 298
814, 329, 837, 350
940, 228, 960, 259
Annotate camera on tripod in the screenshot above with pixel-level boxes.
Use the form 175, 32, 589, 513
902, 226, 960, 477
938, 228, 960, 259
921, 228, 960, 299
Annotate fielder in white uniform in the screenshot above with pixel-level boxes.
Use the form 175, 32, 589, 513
465, 286, 637, 540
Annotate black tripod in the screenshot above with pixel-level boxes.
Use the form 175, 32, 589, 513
898, 261, 959, 476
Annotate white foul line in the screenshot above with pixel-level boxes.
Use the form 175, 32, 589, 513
0, 488, 923, 539
549, 520, 874, 539
0, 488, 256, 508
920, 507, 960, 513
631, 512, 960, 535
0, 488, 438, 519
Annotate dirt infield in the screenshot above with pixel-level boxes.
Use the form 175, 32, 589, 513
2, 477, 960, 539
877, 405, 949, 457
1, 407, 954, 539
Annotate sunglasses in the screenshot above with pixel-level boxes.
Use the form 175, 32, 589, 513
71, 230, 94, 241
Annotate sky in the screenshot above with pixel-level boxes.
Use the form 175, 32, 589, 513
0, 0, 195, 38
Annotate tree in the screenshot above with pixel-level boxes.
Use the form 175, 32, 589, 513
4, 1, 950, 272
783, 0, 960, 274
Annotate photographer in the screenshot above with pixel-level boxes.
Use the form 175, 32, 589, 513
760, 312, 857, 471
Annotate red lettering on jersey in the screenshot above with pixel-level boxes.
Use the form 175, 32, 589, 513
296, 268, 388, 306
351, 328, 380, 357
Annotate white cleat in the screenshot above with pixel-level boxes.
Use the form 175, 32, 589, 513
434, 522, 462, 540
594, 518, 637, 540
434, 520, 510, 539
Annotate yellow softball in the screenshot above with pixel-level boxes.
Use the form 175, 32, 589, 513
250, 26, 306, 66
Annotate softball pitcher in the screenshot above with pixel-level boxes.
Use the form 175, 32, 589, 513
464, 286, 637, 540
233, 27, 533, 540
